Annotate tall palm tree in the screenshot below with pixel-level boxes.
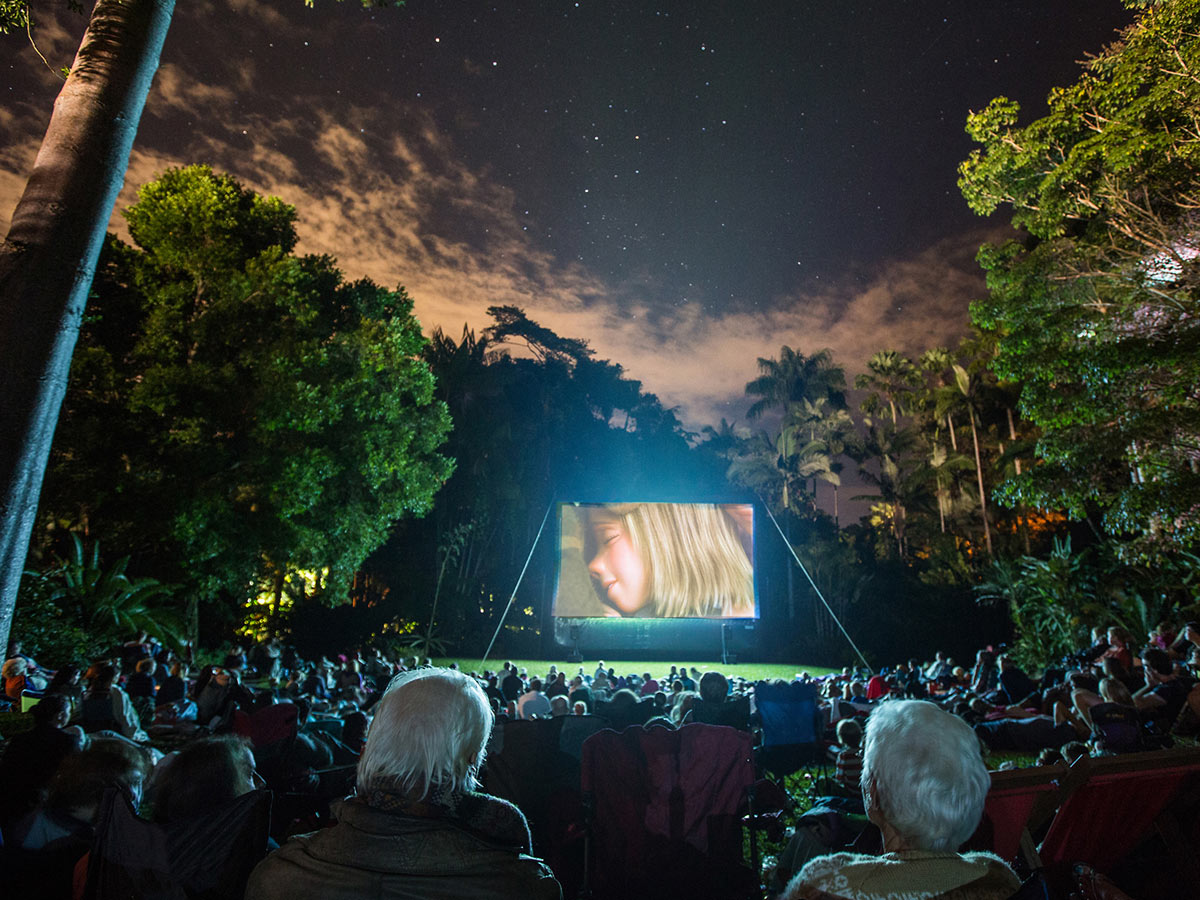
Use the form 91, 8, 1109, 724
745, 346, 847, 420
919, 347, 959, 451
851, 418, 922, 558
727, 430, 788, 512
801, 401, 860, 526
936, 364, 996, 558
927, 443, 978, 535
855, 350, 920, 425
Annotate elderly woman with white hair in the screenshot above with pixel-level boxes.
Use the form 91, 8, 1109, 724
245, 667, 561, 900
784, 700, 1019, 900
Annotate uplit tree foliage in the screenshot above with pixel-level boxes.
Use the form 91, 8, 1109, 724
365, 308, 734, 652
0, 0, 399, 663
959, 0, 1200, 557
36, 165, 452, 612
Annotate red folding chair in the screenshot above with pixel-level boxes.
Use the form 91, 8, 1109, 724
964, 763, 1067, 867
581, 722, 757, 900
1034, 748, 1200, 877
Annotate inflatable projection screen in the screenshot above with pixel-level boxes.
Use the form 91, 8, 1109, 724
554, 502, 758, 619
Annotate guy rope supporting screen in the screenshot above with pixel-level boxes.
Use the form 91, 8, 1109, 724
761, 501, 871, 670
481, 501, 554, 666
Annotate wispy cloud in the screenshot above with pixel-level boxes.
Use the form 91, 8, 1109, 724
1, 4, 992, 433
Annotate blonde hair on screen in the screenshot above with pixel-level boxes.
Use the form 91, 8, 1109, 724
612, 502, 754, 617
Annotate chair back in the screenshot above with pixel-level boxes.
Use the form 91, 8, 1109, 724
755, 680, 823, 775
83, 787, 271, 900
482, 717, 585, 894
1087, 703, 1143, 753
1037, 749, 1200, 870
581, 722, 757, 900
964, 764, 1066, 866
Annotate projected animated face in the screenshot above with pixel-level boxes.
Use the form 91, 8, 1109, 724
586, 511, 650, 616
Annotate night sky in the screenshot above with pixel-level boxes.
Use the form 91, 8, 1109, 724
2, 0, 1134, 427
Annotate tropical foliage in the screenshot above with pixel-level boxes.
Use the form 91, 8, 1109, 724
15, 535, 181, 664
976, 538, 1200, 669
959, 0, 1200, 559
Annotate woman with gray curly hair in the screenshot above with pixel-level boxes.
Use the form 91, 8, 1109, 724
784, 700, 1019, 900
246, 667, 561, 900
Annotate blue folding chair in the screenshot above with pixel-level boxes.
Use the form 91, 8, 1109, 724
754, 680, 824, 778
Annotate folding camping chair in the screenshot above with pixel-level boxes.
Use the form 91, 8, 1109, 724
83, 786, 271, 899
753, 680, 824, 780
962, 762, 1067, 867
1031, 747, 1200, 882
580, 722, 758, 900
482, 716, 588, 896
233, 703, 356, 838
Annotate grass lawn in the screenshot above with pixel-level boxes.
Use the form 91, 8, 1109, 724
432, 658, 839, 681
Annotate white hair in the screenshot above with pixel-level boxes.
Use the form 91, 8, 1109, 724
861, 700, 990, 852
357, 667, 493, 799
2, 657, 27, 679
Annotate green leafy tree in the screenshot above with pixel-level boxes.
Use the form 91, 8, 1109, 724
0, 0, 399, 658
958, 0, 1200, 558
36, 165, 452, 620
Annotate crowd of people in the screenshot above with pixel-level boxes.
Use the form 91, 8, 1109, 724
0, 619, 1197, 899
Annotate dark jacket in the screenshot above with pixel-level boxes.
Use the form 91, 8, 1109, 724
245, 793, 561, 900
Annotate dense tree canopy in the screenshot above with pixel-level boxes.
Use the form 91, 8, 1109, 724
959, 0, 1200, 556
361, 307, 737, 652
36, 165, 452, 605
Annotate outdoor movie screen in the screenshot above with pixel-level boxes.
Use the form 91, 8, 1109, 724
553, 502, 758, 619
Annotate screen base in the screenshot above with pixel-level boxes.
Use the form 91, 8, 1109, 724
551, 616, 758, 662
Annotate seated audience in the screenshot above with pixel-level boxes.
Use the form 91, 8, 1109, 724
1135, 647, 1194, 726
1074, 676, 1142, 752
7, 741, 148, 852
996, 655, 1038, 707
832, 718, 864, 794
7, 639, 52, 690
689, 671, 750, 730
0, 694, 83, 828
567, 675, 593, 711
596, 687, 654, 730
4, 655, 32, 700
784, 700, 1019, 900
126, 658, 159, 726
244, 667, 561, 899
156, 660, 188, 706
44, 665, 84, 719
151, 735, 260, 822
81, 663, 148, 742
517, 678, 552, 720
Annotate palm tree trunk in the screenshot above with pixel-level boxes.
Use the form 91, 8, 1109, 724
1006, 407, 1021, 475
937, 476, 947, 534
0, 0, 175, 653
969, 413, 994, 558
832, 485, 839, 527
947, 414, 958, 451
